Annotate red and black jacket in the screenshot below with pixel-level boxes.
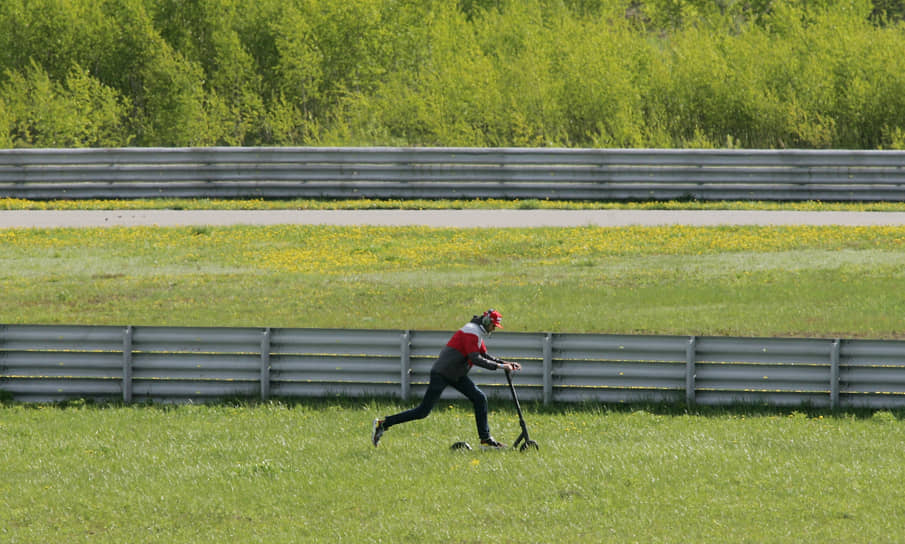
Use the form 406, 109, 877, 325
431, 319, 504, 380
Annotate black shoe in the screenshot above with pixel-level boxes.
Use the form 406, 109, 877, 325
372, 418, 386, 447
480, 437, 506, 449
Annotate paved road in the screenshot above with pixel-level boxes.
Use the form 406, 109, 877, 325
4, 209, 905, 228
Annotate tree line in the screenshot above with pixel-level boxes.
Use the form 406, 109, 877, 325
1, 0, 904, 149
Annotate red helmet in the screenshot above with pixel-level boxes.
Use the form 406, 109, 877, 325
481, 309, 503, 329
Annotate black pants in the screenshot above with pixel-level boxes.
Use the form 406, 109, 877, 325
384, 372, 490, 440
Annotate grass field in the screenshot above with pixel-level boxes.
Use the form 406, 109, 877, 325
4, 205, 905, 541
3, 400, 905, 543
1, 222, 904, 337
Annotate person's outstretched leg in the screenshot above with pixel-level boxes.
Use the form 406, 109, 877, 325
372, 373, 448, 446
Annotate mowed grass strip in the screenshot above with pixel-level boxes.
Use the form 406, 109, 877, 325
6, 197, 905, 211
1, 224, 904, 337
2, 401, 904, 543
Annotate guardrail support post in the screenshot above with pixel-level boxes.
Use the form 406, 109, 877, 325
261, 328, 272, 401
830, 338, 841, 410
401, 330, 412, 401
1, 325, 8, 388
123, 326, 134, 404
543, 333, 553, 405
685, 336, 697, 408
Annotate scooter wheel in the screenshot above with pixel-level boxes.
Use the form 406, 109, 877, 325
520, 440, 539, 452
450, 441, 473, 451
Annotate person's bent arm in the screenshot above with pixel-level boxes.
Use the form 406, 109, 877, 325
467, 352, 520, 372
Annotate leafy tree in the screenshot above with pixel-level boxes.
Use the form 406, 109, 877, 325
0, 61, 130, 147
1, 0, 904, 148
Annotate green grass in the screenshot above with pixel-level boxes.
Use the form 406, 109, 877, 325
4, 206, 905, 541
2, 400, 904, 543
2, 224, 905, 337
6, 197, 905, 211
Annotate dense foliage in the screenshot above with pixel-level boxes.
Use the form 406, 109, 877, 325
1, 0, 904, 149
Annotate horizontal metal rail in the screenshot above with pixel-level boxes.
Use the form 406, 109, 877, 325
1, 147, 904, 201
3, 324, 905, 409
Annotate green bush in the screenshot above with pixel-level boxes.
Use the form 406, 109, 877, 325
0, 61, 131, 147
1, 0, 904, 148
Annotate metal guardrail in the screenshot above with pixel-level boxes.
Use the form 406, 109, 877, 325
1, 147, 905, 201
3, 324, 905, 409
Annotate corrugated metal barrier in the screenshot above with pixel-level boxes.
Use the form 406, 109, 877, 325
2, 147, 905, 201
3, 324, 905, 409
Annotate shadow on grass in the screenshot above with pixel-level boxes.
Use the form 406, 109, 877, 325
3, 393, 900, 421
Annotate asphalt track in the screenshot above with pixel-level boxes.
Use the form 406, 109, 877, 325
3, 209, 905, 228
